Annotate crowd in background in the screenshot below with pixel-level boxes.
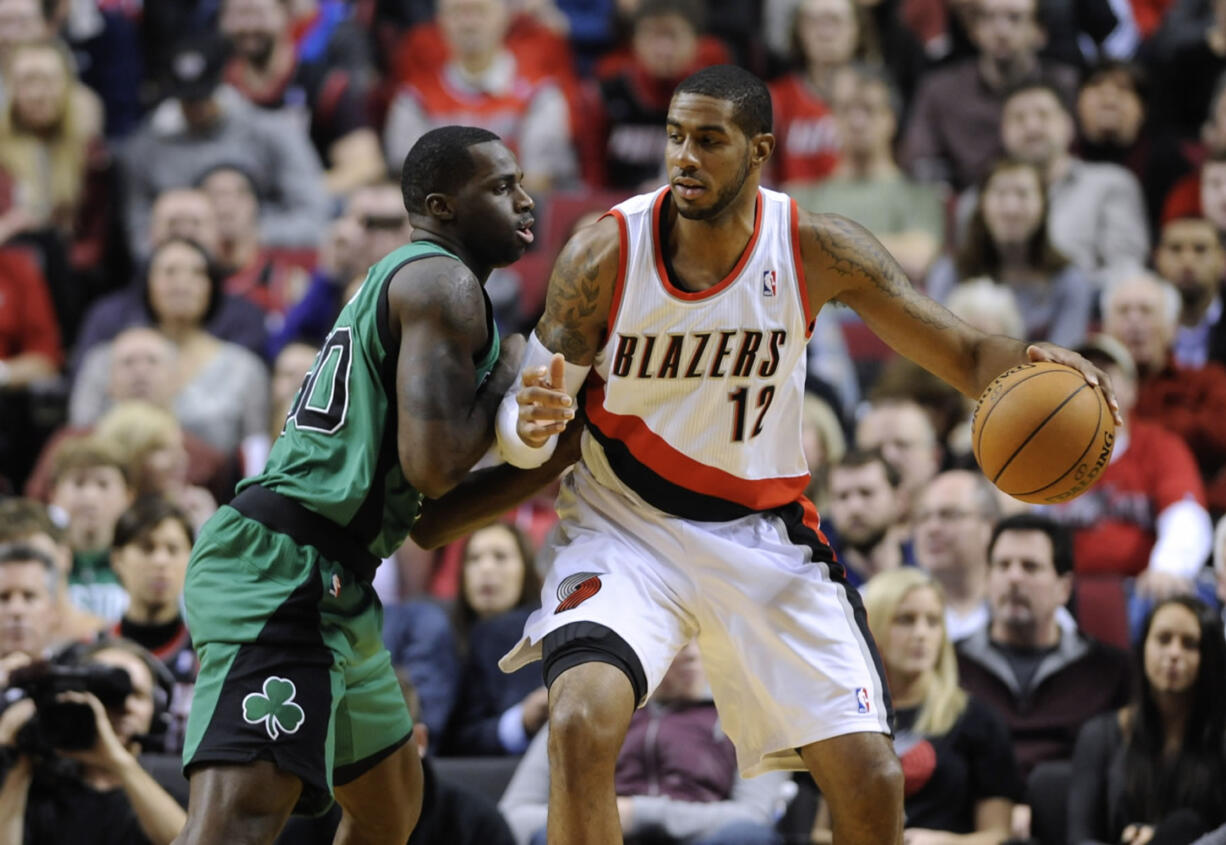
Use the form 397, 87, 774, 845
3, 0, 1226, 842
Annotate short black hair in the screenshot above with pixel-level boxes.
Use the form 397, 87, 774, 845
835, 447, 901, 489
1002, 79, 1070, 115
634, 0, 705, 30
400, 125, 502, 215
673, 65, 772, 138
113, 496, 195, 552
988, 513, 1074, 576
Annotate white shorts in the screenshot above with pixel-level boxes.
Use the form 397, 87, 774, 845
500, 453, 892, 778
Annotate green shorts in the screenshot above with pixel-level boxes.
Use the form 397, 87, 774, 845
181, 497, 411, 816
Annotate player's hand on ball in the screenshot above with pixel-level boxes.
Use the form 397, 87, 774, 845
517, 352, 574, 447
1027, 342, 1123, 427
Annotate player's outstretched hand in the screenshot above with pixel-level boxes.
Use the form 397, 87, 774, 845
517, 352, 574, 448
1027, 343, 1123, 427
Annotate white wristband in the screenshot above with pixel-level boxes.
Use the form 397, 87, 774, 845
495, 333, 591, 469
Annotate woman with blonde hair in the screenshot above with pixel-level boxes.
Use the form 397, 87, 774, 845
802, 390, 846, 515
814, 568, 1022, 844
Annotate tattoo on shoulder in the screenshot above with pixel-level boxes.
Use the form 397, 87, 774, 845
812, 214, 954, 330
542, 239, 604, 361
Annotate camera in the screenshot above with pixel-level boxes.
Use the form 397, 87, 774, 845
8, 661, 133, 752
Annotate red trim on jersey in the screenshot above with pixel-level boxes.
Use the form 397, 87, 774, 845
601, 209, 630, 330
797, 495, 834, 551
651, 189, 764, 301
790, 198, 815, 336
585, 381, 809, 510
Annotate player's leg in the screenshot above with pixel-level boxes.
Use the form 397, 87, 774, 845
799, 732, 903, 845
173, 762, 302, 844
327, 582, 421, 844
331, 741, 423, 844
543, 642, 638, 845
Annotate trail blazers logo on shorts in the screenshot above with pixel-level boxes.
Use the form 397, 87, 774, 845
243, 676, 305, 740
555, 572, 602, 613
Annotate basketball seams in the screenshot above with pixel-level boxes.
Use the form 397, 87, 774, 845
1011, 393, 1103, 498
973, 367, 1080, 475
990, 383, 1090, 484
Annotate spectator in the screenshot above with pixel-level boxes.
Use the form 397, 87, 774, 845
957, 514, 1133, 778
269, 182, 411, 358
594, 0, 709, 191
382, 0, 579, 193
0, 542, 60, 677
902, 0, 1078, 189
1044, 334, 1211, 602
263, 338, 318, 450
27, 327, 233, 505
121, 34, 329, 258
94, 402, 219, 530
445, 521, 546, 756
826, 448, 914, 589
768, 0, 858, 187
1102, 270, 1226, 511
812, 568, 1022, 843
46, 435, 133, 622
0, 244, 60, 389
108, 497, 198, 752
1068, 596, 1226, 845
1159, 80, 1226, 226
0, 38, 109, 331
912, 470, 1002, 642
0, 498, 104, 647
383, 600, 462, 745
73, 238, 271, 461
197, 164, 312, 321
790, 63, 944, 283
1075, 60, 1153, 192
1143, 0, 1226, 145
855, 397, 943, 519
1204, 153, 1226, 238
219, 0, 384, 196
73, 187, 270, 365
931, 158, 1093, 348
992, 80, 1151, 280
800, 390, 846, 515
1156, 216, 1226, 369
0, 639, 186, 844
500, 641, 789, 845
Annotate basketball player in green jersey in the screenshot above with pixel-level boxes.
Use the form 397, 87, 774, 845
172, 126, 578, 844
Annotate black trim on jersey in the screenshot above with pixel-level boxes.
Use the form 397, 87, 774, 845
585, 421, 759, 522
231, 483, 380, 582
775, 503, 894, 729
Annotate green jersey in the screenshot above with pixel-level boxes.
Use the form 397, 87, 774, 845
246, 241, 501, 558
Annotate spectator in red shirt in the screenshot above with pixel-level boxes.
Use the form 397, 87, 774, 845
0, 246, 60, 389
767, 0, 857, 187
1044, 334, 1211, 599
1103, 270, 1226, 513
1158, 76, 1226, 226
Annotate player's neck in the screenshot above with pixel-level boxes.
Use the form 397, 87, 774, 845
410, 231, 491, 284
664, 188, 759, 281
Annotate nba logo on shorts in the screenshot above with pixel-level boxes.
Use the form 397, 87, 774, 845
855, 687, 871, 714
762, 269, 777, 297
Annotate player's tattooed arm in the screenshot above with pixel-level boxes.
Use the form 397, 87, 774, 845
389, 258, 512, 498
534, 215, 621, 365
800, 211, 1027, 399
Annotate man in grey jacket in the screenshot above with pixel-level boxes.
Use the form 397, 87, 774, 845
121, 36, 330, 260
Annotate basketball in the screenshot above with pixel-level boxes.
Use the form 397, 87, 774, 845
971, 362, 1115, 504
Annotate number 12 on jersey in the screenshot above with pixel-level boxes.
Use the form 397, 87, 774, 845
728, 385, 775, 442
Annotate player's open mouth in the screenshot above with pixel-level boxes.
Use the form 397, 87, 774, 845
673, 181, 705, 200
516, 219, 535, 244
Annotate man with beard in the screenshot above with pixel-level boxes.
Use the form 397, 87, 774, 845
827, 449, 914, 588
218, 0, 384, 196
171, 126, 581, 845
492, 65, 1118, 845
956, 514, 1131, 779
1156, 216, 1226, 369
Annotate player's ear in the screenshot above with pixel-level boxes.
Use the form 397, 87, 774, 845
425, 193, 455, 221
750, 132, 775, 168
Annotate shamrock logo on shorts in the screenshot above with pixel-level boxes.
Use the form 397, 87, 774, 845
242, 676, 305, 740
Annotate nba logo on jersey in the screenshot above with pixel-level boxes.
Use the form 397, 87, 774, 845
855, 687, 871, 714
762, 269, 777, 296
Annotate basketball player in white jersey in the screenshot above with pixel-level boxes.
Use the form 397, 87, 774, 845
495, 65, 1121, 845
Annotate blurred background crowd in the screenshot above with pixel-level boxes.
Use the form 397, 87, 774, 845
3, 0, 1226, 843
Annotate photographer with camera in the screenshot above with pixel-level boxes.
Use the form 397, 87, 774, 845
0, 542, 60, 689
0, 639, 185, 845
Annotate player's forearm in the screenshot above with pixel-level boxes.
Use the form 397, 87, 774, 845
968, 334, 1030, 397
411, 440, 577, 549
115, 755, 186, 845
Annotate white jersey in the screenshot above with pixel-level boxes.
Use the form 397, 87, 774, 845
583, 186, 814, 522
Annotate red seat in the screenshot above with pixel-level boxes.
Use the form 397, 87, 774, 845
1073, 574, 1130, 649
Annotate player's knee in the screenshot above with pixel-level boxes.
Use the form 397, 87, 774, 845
836, 749, 903, 811
548, 691, 626, 765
